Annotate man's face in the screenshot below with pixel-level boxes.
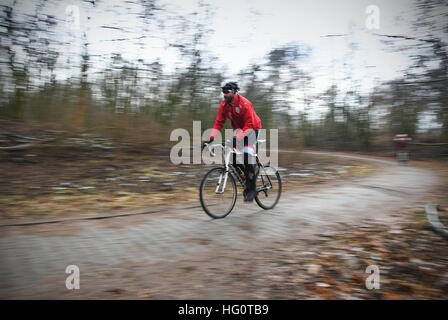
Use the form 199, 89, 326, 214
223, 90, 234, 104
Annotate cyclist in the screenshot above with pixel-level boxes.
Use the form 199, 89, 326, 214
393, 134, 412, 161
203, 82, 262, 202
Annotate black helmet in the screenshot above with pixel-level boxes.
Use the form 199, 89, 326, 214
221, 82, 239, 93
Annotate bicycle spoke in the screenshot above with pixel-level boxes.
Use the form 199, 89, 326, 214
200, 168, 237, 218
254, 167, 282, 210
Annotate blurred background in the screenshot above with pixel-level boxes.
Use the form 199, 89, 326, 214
1, 0, 448, 300
0, 0, 447, 157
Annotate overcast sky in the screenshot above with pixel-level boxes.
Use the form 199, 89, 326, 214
4, 0, 446, 116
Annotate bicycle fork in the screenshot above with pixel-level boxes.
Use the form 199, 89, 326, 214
215, 170, 229, 194
215, 150, 232, 194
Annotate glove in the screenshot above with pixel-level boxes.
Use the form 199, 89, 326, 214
202, 137, 214, 150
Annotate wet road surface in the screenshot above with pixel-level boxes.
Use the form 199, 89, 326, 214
0, 152, 439, 298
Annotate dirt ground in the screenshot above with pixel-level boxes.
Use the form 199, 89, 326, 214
0, 142, 378, 223
1, 120, 447, 300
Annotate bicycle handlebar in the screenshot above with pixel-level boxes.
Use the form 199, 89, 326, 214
204, 140, 244, 157
204, 137, 266, 157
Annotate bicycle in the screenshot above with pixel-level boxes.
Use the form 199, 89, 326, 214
199, 139, 282, 219
394, 134, 411, 163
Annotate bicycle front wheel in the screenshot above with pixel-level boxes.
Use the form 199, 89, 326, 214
199, 167, 237, 219
255, 166, 282, 210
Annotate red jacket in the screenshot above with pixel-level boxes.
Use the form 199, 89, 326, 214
210, 94, 262, 140
394, 136, 412, 148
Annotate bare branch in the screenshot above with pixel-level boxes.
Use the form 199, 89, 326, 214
321, 34, 349, 38
373, 33, 440, 44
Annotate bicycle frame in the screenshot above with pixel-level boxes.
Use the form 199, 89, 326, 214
255, 156, 274, 194
205, 139, 273, 195
206, 141, 242, 194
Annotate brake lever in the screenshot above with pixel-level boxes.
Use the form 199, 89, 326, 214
204, 143, 216, 157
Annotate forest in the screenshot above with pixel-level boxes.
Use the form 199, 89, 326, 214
0, 0, 447, 159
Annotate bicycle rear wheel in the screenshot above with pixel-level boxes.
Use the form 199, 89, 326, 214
254, 166, 282, 210
199, 167, 237, 219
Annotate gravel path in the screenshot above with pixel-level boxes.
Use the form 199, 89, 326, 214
0, 152, 440, 299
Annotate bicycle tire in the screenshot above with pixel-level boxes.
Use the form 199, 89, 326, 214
254, 168, 282, 210
199, 167, 237, 219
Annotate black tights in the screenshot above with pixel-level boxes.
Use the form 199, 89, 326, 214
232, 131, 258, 179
